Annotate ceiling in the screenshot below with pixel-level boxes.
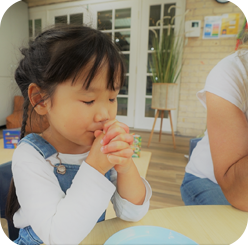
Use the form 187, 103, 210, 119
23, 0, 81, 8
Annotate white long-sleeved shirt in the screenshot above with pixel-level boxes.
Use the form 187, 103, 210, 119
12, 142, 152, 245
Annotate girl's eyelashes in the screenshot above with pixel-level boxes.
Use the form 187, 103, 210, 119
83, 100, 94, 105
109, 98, 116, 103
82, 98, 116, 105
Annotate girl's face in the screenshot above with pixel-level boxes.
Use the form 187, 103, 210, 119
43, 64, 120, 154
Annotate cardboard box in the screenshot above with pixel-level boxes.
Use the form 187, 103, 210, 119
3, 128, 21, 149
131, 134, 141, 158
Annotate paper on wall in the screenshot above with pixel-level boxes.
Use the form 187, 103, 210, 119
203, 14, 240, 39
220, 13, 240, 37
203, 16, 222, 39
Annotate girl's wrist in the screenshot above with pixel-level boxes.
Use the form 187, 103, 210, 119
115, 158, 134, 175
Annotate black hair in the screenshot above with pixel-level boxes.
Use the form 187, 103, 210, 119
5, 24, 125, 222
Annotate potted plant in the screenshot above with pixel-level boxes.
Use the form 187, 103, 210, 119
149, 27, 183, 110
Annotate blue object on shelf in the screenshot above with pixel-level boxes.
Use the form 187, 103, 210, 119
3, 128, 21, 149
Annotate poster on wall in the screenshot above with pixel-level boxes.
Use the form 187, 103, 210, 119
220, 13, 240, 37
203, 16, 222, 39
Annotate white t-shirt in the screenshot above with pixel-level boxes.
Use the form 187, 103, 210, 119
12, 142, 152, 245
185, 49, 248, 184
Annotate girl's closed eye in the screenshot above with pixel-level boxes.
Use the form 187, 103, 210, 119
82, 98, 116, 105
83, 100, 94, 105
109, 98, 116, 103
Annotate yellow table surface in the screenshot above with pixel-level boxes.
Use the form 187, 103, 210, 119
81, 205, 248, 245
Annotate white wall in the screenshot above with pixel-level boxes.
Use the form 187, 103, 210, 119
0, 1, 29, 126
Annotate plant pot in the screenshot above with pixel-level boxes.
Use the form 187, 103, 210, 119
151, 83, 178, 110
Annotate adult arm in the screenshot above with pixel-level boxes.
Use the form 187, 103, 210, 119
206, 91, 248, 211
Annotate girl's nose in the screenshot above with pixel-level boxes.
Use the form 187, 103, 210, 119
94, 108, 110, 123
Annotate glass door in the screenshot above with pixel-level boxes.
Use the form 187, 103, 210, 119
29, 10, 47, 39
47, 6, 90, 26
135, 0, 185, 131
89, 1, 139, 127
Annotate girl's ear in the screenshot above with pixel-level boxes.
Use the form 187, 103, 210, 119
28, 83, 48, 115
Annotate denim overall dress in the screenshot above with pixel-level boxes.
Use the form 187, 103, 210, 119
14, 133, 111, 245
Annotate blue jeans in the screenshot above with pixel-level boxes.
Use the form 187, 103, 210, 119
14, 226, 43, 245
180, 172, 230, 205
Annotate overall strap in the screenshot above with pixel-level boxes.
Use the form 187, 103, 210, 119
18, 133, 57, 159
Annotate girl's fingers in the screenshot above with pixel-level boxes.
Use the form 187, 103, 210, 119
103, 120, 129, 135
102, 119, 118, 134
107, 154, 129, 165
101, 141, 130, 154
110, 134, 134, 145
101, 126, 126, 145
108, 148, 134, 158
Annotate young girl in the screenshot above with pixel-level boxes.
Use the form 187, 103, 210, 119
6, 25, 152, 245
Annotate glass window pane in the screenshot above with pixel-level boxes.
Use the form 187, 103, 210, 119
104, 32, 112, 40
148, 29, 160, 50
163, 110, 168, 118
119, 76, 129, 95
163, 27, 174, 37
145, 98, 155, 117
29, 20, 33, 38
145, 99, 169, 118
115, 8, 131, 29
55, 15, 67, 25
147, 53, 155, 73
122, 54, 129, 73
97, 10, 112, 30
70, 13, 83, 25
146, 76, 153, 95
115, 31, 130, 51
164, 3, 176, 25
149, 5, 161, 27
34, 19, 42, 36
117, 97, 128, 116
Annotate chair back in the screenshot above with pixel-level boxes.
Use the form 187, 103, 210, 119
188, 138, 202, 161
0, 161, 20, 241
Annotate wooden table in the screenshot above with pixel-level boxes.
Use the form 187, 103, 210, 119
80, 205, 248, 245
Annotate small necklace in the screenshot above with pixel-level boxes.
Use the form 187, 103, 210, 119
46, 153, 66, 175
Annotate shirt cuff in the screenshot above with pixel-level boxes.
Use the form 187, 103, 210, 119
111, 177, 152, 222
78, 161, 116, 197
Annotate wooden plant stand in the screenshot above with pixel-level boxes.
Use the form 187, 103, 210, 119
147, 109, 176, 149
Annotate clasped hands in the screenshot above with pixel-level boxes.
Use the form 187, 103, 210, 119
86, 119, 134, 175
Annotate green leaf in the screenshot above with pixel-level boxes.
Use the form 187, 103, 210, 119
150, 24, 184, 84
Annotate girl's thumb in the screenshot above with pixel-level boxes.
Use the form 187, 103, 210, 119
94, 130, 103, 138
